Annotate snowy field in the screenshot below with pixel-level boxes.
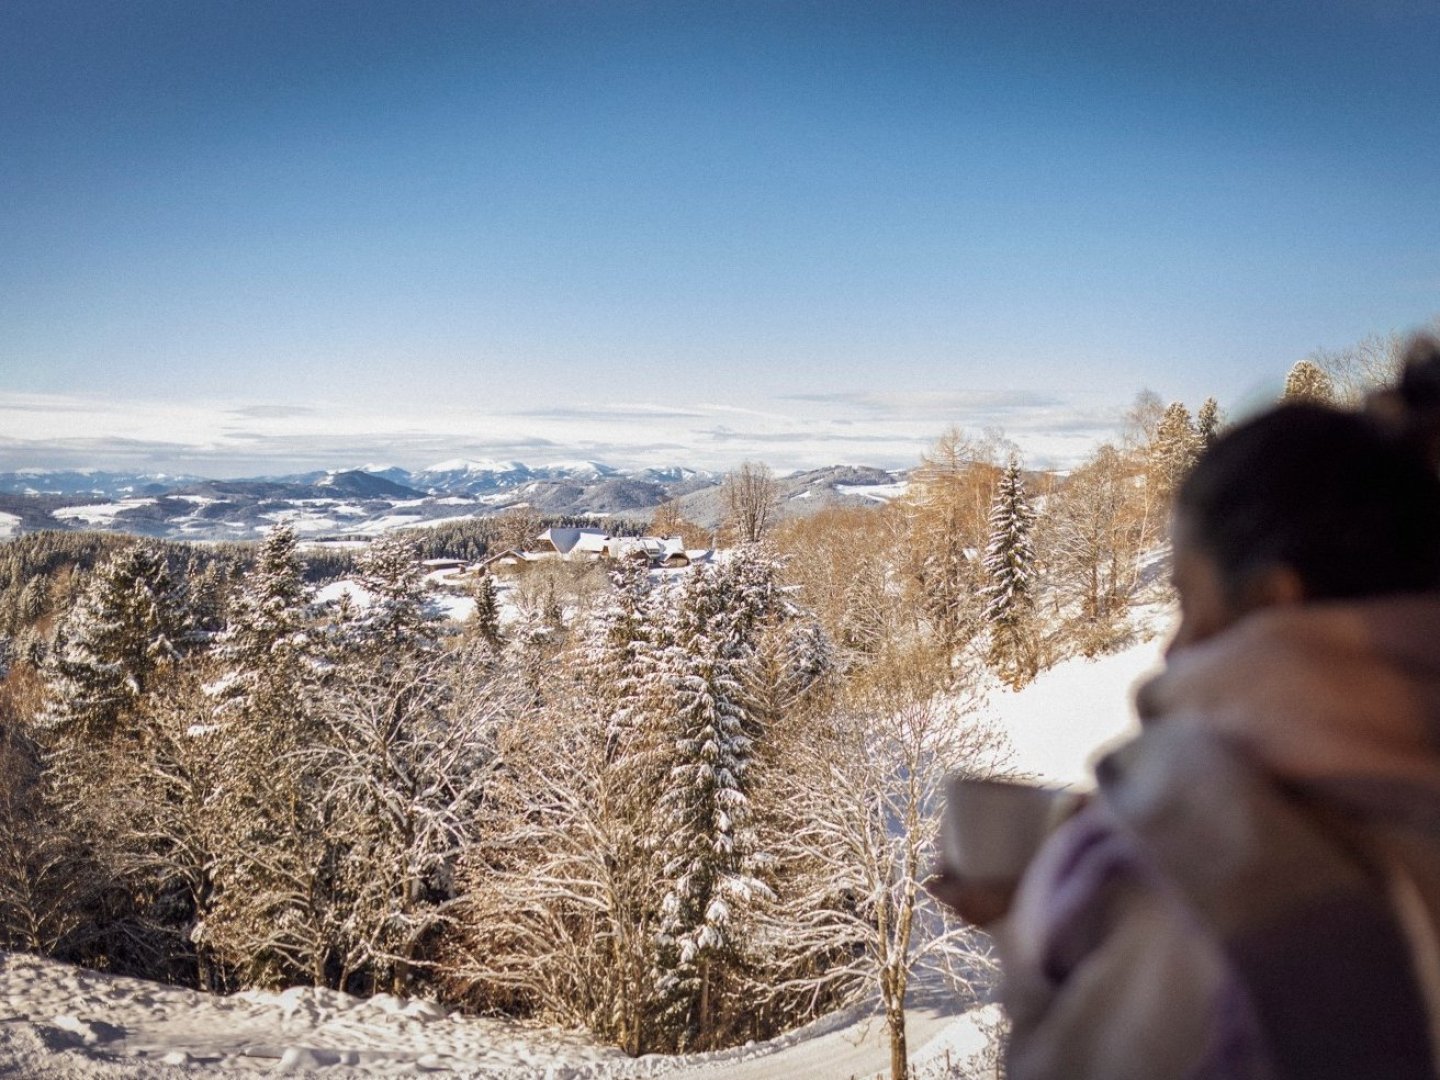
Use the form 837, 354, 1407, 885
0, 511, 20, 539
0, 621, 1169, 1077
52, 500, 157, 527
835, 481, 910, 503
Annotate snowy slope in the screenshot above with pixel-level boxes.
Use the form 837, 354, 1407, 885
0, 623, 1172, 1077
982, 614, 1171, 788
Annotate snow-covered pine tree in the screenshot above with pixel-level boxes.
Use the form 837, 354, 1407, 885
31, 545, 203, 980
468, 571, 503, 649
505, 608, 562, 708
19, 575, 49, 623
1283, 358, 1336, 404
1196, 397, 1223, 451
725, 544, 785, 645
201, 522, 336, 988
779, 619, 836, 708
581, 557, 656, 757
348, 534, 440, 661
652, 560, 774, 1051
1149, 401, 1201, 502
738, 564, 837, 739
39, 544, 192, 742
208, 522, 309, 725
982, 460, 1039, 687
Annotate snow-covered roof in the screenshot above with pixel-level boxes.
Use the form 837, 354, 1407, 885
539, 526, 610, 555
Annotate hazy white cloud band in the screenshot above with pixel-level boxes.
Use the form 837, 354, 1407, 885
0, 389, 1130, 477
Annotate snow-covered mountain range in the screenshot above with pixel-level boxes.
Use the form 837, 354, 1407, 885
0, 462, 908, 542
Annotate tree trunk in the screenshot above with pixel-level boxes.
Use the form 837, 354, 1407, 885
888, 1003, 909, 1080
699, 957, 711, 1049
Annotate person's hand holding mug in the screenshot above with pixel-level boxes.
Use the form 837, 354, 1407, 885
926, 777, 1083, 926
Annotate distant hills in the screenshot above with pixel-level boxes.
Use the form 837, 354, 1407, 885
0, 461, 910, 541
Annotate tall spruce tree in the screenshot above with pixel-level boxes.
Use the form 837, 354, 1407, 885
982, 460, 1039, 687
39, 544, 192, 741
468, 571, 503, 650
1196, 397, 1223, 451
208, 522, 309, 726
202, 522, 334, 987
582, 558, 656, 758
652, 558, 774, 1050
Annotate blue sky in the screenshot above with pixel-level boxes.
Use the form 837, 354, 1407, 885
3, 0, 1439, 474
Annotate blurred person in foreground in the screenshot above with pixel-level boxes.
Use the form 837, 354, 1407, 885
932, 336, 1440, 1079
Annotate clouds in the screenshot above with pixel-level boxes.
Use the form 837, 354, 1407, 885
229, 405, 319, 420
781, 389, 1064, 414
0, 385, 1128, 477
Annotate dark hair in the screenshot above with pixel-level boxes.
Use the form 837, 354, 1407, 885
1176, 335, 1440, 601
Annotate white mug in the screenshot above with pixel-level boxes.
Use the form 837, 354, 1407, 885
942, 776, 1081, 883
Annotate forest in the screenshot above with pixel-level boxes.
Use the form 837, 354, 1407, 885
0, 350, 1367, 1077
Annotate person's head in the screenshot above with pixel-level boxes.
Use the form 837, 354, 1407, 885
1169, 336, 1440, 654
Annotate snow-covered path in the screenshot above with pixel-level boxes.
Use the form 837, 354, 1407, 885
631, 989, 992, 1080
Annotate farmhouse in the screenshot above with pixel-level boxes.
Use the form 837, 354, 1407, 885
538, 526, 611, 556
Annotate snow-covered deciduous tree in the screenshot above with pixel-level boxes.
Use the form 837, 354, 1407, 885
1041, 445, 1150, 656
1282, 358, 1336, 404
771, 505, 902, 669
982, 461, 1038, 688
1306, 330, 1423, 402
723, 462, 780, 545
903, 428, 1004, 655
493, 505, 543, 553
753, 671, 1004, 1080
306, 651, 494, 995
0, 719, 90, 958
457, 560, 671, 1053
455, 677, 663, 1055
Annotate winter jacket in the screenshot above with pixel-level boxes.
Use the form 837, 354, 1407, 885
994, 594, 1440, 1080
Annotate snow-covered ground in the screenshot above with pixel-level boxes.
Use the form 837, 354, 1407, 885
981, 607, 1172, 788
52, 500, 157, 526
0, 951, 627, 1076
0, 511, 21, 538
0, 616, 1170, 1077
835, 480, 910, 503
0, 952, 1000, 1078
